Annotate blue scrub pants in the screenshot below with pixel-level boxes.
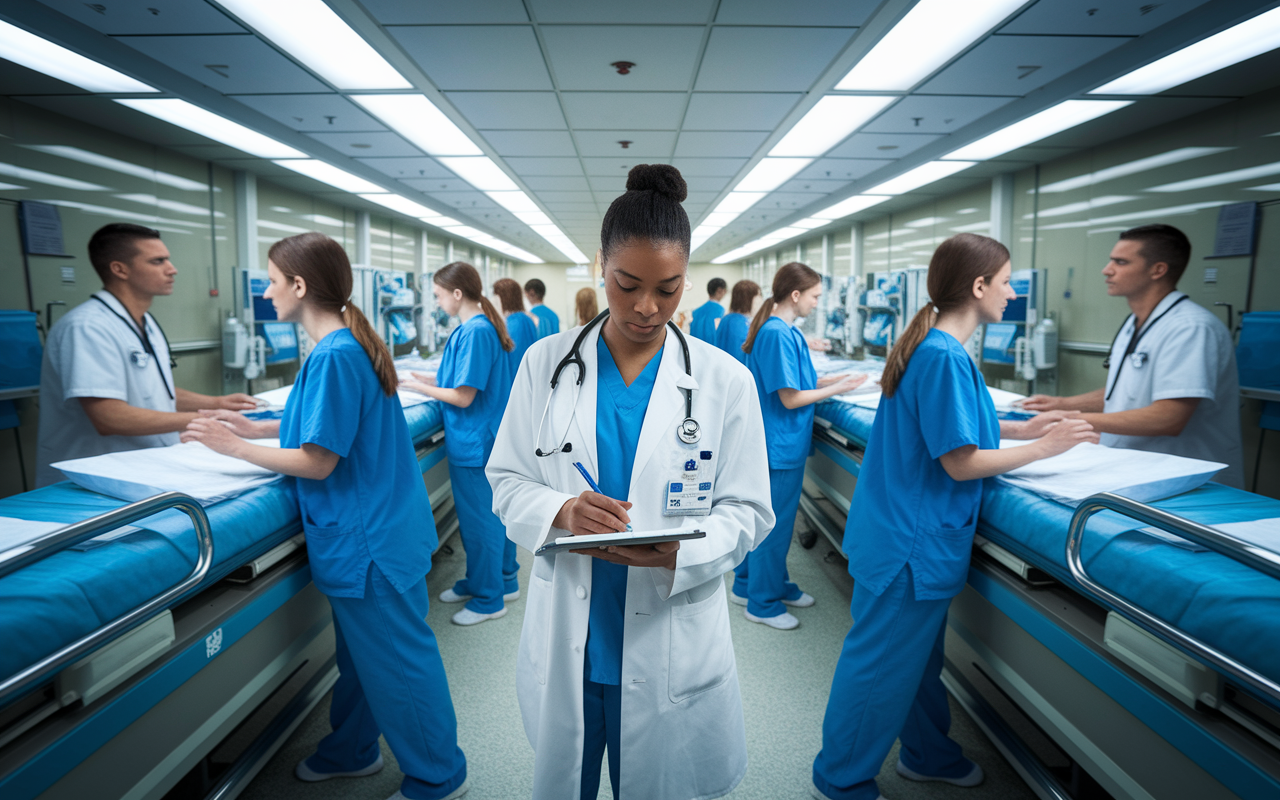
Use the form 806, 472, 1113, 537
448, 463, 519, 613
308, 565, 467, 800
812, 565, 972, 800
580, 675, 622, 800
733, 465, 805, 618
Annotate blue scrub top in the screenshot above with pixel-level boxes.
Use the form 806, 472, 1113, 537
506, 311, 538, 378
585, 333, 661, 685
747, 316, 817, 470
436, 314, 513, 467
713, 312, 750, 365
846, 328, 998, 601
690, 300, 724, 343
530, 304, 559, 339
281, 328, 435, 599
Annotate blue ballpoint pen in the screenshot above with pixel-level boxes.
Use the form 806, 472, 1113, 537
572, 461, 632, 531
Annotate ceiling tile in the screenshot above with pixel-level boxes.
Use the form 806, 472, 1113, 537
0, 61, 90, 95
428, 190, 500, 210
561, 92, 687, 130
580, 157, 641, 176
683, 176, 731, 193
575, 131, 676, 157
861, 95, 1015, 135
400, 177, 474, 193
541, 26, 706, 91
1000, 0, 1210, 36
684, 191, 719, 205
552, 211, 603, 220
505, 157, 585, 176
482, 130, 577, 157
674, 131, 767, 157
531, 190, 597, 204
445, 92, 566, 130
694, 27, 854, 91
714, 0, 877, 26
113, 34, 329, 93
39, 0, 245, 34
305, 131, 422, 158
671, 157, 749, 176
682, 92, 801, 131
798, 158, 889, 181
544, 202, 600, 212
779, 178, 849, 194
755, 192, 823, 211
522, 175, 591, 191
531, 0, 715, 23
918, 35, 1130, 96
359, 157, 454, 179
361, 0, 530, 24
389, 26, 553, 90
588, 175, 629, 194
825, 133, 939, 160
231, 94, 386, 132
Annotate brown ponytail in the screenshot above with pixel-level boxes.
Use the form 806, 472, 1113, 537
268, 232, 397, 396
742, 262, 821, 354
435, 261, 514, 352
879, 233, 1010, 398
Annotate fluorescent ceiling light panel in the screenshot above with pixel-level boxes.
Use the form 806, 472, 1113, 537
735, 158, 814, 193
516, 211, 554, 226
215, 0, 409, 90
429, 216, 460, 227
1039, 147, 1232, 193
351, 95, 482, 156
487, 191, 541, 214
0, 162, 109, 191
793, 218, 826, 229
867, 161, 975, 195
0, 20, 156, 93
713, 192, 767, 215
438, 157, 519, 192
27, 145, 208, 191
274, 159, 385, 193
1146, 161, 1280, 192
811, 194, 892, 220
1091, 6, 1280, 95
119, 99, 305, 159
836, 0, 1026, 91
357, 193, 443, 218
769, 96, 897, 157
945, 100, 1132, 161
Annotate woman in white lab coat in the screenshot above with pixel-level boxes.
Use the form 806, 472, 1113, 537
487, 164, 774, 800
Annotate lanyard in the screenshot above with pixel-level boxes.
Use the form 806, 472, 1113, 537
91, 295, 175, 400
1103, 294, 1188, 400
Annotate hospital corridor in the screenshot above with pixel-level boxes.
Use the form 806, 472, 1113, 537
1, 2, 1279, 800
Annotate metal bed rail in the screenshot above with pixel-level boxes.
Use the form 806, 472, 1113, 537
0, 492, 214, 701
1065, 491, 1280, 705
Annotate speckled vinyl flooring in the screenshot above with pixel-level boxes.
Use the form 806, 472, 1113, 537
238, 516, 1037, 800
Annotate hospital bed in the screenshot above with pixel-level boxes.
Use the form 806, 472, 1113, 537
0, 399, 450, 800
803, 398, 1280, 800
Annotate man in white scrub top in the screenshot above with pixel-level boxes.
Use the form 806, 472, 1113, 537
36, 223, 256, 487
1024, 224, 1244, 488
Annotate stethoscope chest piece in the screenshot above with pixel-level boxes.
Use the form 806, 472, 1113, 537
678, 417, 702, 445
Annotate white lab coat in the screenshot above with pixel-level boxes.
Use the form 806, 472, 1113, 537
487, 321, 774, 800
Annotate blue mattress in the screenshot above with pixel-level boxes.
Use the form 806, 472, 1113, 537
813, 399, 1280, 699
0, 400, 443, 699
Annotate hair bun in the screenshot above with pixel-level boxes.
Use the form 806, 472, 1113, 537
626, 164, 687, 202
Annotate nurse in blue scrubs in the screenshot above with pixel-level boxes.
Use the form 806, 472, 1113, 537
402, 262, 518, 627
810, 234, 1097, 800
713, 279, 761, 364
524, 278, 560, 338
184, 232, 469, 800
493, 277, 539, 378
735, 263, 868, 630
689, 277, 727, 342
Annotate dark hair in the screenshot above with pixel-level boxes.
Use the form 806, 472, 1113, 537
436, 261, 514, 351
1119, 224, 1191, 285
575, 287, 598, 327
880, 233, 1010, 398
707, 277, 727, 296
743, 263, 821, 354
600, 164, 691, 262
523, 278, 546, 300
88, 223, 162, 283
268, 232, 397, 396
492, 277, 525, 314
729, 280, 761, 314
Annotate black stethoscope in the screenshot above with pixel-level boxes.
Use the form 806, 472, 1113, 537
534, 309, 700, 457
91, 294, 176, 400
1103, 294, 1188, 401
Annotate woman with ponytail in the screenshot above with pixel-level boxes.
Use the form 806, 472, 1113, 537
713, 279, 760, 365
401, 261, 519, 627
733, 263, 868, 630
811, 234, 1096, 800
493, 277, 539, 378
183, 232, 469, 800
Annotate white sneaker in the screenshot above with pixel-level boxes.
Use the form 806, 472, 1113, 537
386, 780, 469, 800
744, 609, 799, 630
896, 759, 984, 787
729, 591, 747, 606
451, 606, 508, 626
784, 592, 815, 608
295, 753, 383, 782
439, 587, 520, 603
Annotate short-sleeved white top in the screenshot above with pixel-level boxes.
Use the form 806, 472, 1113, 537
1101, 291, 1244, 489
36, 290, 178, 487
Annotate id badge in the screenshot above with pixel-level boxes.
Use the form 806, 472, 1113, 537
663, 452, 714, 517
130, 350, 151, 369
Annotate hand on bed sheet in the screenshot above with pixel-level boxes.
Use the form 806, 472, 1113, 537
1003, 410, 1082, 440
194, 409, 279, 439
218, 393, 261, 411
399, 371, 437, 395
1033, 418, 1100, 457
806, 337, 832, 352
817, 372, 870, 394
181, 415, 246, 456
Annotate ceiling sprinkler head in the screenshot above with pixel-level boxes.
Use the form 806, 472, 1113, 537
611, 61, 635, 75
618, 140, 632, 149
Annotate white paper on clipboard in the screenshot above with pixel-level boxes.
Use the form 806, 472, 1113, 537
535, 529, 705, 557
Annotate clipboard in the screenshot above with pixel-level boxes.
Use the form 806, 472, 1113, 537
535, 529, 706, 557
